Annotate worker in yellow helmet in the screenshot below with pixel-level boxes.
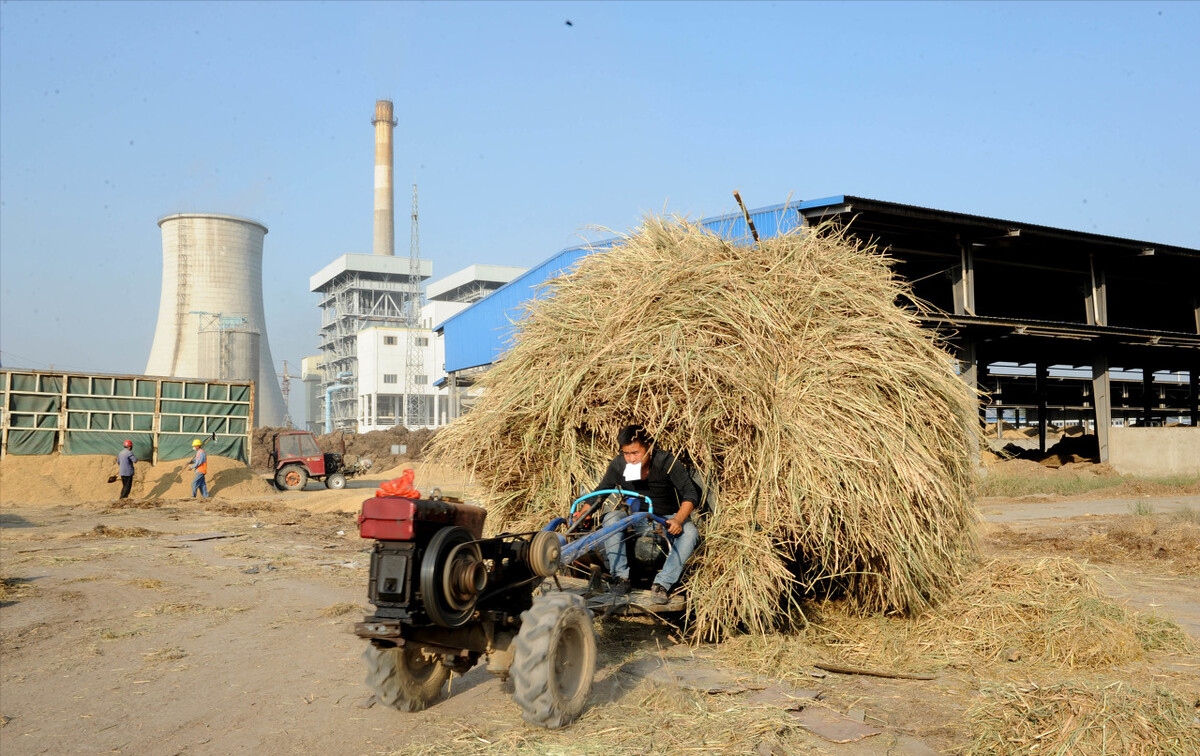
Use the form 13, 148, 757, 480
187, 438, 209, 498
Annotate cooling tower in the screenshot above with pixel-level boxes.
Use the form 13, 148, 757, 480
145, 213, 287, 426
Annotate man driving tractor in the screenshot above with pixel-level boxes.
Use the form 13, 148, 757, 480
591, 424, 700, 604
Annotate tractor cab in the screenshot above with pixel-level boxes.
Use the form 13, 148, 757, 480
270, 430, 370, 491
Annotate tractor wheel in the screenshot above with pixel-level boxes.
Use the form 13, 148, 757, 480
363, 641, 450, 712
275, 464, 308, 491
511, 592, 597, 729
325, 472, 347, 490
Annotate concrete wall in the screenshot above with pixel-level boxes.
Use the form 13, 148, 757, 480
1108, 427, 1200, 476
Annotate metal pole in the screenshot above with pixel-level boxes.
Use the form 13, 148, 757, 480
1092, 354, 1111, 463
1036, 361, 1049, 453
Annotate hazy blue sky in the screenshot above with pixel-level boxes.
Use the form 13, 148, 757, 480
1, 1, 1197, 420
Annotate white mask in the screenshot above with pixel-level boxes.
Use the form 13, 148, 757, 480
623, 462, 642, 482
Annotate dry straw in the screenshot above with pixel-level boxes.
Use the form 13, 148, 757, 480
431, 216, 980, 640
801, 557, 1195, 672
967, 680, 1200, 756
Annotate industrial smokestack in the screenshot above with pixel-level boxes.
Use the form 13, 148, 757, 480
372, 99, 397, 256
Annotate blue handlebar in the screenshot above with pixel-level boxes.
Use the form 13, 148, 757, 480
570, 488, 654, 518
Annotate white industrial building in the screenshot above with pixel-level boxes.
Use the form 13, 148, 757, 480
353, 268, 526, 431
308, 265, 526, 433
310, 252, 432, 431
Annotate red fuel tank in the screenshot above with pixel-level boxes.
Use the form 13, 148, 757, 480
358, 497, 488, 541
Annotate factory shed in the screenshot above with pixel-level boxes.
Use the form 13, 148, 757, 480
438, 195, 1199, 469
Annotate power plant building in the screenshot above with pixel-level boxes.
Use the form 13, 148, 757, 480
145, 212, 287, 426
309, 264, 525, 433
310, 252, 432, 431
309, 98, 527, 432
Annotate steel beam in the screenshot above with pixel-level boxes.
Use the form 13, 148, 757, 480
1036, 361, 1049, 452
1092, 355, 1111, 462
1142, 367, 1155, 426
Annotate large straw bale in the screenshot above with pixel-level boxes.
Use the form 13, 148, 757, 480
431, 217, 979, 640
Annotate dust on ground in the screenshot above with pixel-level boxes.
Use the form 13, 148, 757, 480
1, 459, 1198, 756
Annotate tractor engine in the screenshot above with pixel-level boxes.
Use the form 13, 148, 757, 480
358, 496, 492, 626
354, 495, 600, 728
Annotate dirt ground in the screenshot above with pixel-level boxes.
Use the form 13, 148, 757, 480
2, 461, 1198, 755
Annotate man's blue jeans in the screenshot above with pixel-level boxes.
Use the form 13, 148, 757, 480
602, 509, 699, 590
191, 473, 209, 498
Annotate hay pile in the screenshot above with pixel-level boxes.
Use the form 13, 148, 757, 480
432, 217, 979, 640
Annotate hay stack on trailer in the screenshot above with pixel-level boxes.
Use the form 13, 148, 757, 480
431, 217, 979, 640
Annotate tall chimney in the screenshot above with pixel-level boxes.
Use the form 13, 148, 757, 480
372, 99, 397, 256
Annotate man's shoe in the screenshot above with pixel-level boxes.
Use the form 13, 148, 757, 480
610, 577, 631, 596
650, 584, 671, 605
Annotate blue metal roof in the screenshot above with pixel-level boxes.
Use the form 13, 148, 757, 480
439, 239, 616, 372
438, 196, 852, 373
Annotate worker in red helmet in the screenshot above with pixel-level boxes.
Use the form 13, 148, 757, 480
117, 440, 138, 500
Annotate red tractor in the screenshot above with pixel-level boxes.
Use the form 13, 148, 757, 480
269, 430, 373, 491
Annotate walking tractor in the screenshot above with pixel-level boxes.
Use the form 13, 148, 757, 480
354, 487, 686, 729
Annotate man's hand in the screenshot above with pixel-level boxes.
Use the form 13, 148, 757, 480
666, 501, 695, 537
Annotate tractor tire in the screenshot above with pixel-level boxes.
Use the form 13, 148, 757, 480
363, 641, 450, 712
325, 472, 347, 490
511, 592, 598, 729
275, 464, 308, 491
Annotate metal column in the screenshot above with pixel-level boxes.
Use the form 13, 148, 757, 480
1190, 369, 1199, 427
953, 240, 976, 316
1092, 355, 1111, 463
1036, 361, 1049, 452
1142, 367, 1155, 427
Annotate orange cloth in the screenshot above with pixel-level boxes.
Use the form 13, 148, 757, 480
376, 468, 420, 499
193, 450, 208, 475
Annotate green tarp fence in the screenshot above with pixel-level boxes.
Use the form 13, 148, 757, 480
158, 434, 246, 463
2, 370, 253, 464
5, 430, 56, 455
63, 432, 156, 459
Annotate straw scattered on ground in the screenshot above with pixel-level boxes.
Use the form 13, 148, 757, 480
432, 216, 980, 640
398, 681, 813, 756
712, 556, 1195, 680
985, 508, 1200, 576
966, 680, 1200, 756
809, 556, 1195, 672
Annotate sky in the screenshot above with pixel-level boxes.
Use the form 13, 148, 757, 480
1, 1, 1197, 424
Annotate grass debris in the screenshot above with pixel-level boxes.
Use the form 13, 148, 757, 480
81, 524, 159, 539
966, 680, 1200, 756
710, 557, 1194, 679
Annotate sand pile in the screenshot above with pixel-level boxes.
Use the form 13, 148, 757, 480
0, 453, 276, 504
431, 216, 979, 640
